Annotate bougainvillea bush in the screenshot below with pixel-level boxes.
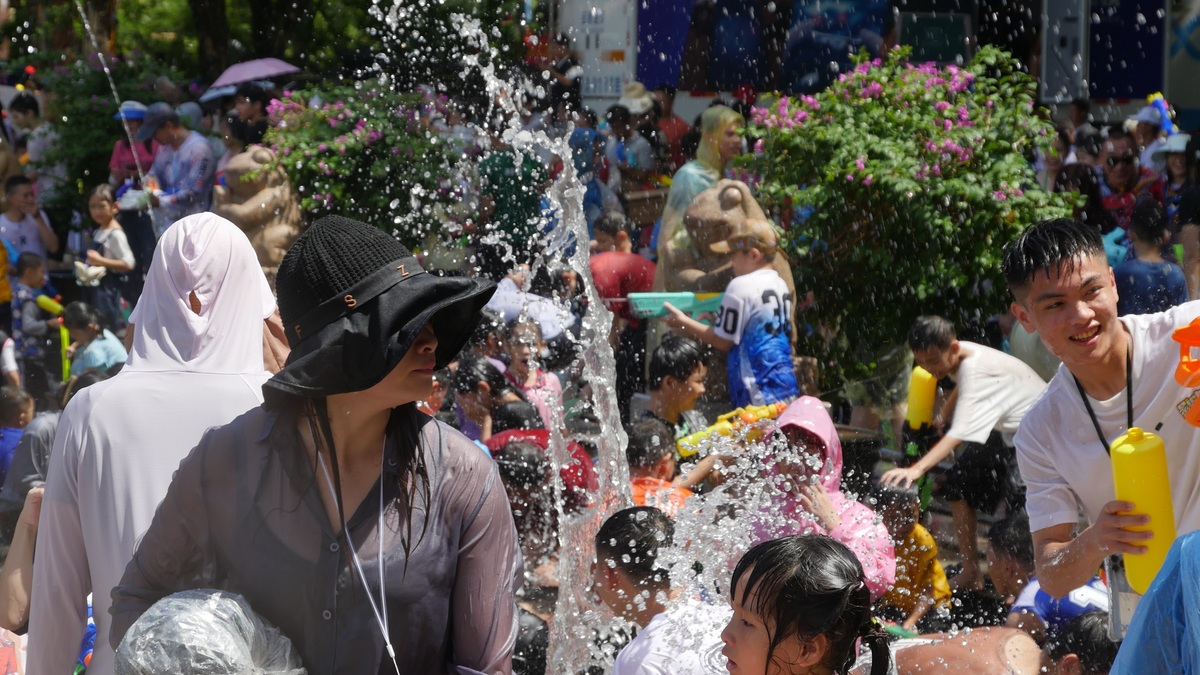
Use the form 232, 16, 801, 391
745, 46, 1076, 383
264, 85, 453, 248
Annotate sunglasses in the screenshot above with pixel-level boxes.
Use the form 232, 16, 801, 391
1106, 155, 1137, 167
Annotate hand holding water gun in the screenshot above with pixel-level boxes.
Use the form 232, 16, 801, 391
677, 401, 788, 458
628, 292, 724, 319
36, 294, 71, 383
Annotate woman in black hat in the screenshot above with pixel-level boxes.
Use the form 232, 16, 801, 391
110, 216, 522, 674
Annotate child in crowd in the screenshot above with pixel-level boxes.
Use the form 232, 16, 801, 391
626, 418, 693, 518
987, 510, 1109, 644
722, 535, 890, 675
663, 218, 799, 408
755, 396, 895, 600
62, 302, 127, 377
504, 318, 563, 429
1114, 200, 1187, 315
82, 185, 135, 331
0, 386, 32, 488
452, 356, 525, 443
882, 315, 1046, 591
588, 210, 655, 423
874, 483, 952, 633
11, 253, 50, 404
643, 334, 709, 440
0, 176, 58, 263
593, 506, 676, 629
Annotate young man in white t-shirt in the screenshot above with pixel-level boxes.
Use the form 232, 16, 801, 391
881, 315, 1047, 590
1003, 217, 1200, 599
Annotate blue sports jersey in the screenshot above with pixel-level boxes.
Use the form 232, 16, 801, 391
713, 269, 799, 407
1012, 576, 1109, 632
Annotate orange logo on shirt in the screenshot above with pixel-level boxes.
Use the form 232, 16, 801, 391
1172, 318, 1200, 426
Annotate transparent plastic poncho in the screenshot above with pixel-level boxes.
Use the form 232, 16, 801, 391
1111, 532, 1200, 674
115, 589, 307, 674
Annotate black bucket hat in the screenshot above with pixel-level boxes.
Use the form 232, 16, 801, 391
264, 215, 496, 401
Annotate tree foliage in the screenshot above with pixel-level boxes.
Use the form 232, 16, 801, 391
262, 85, 454, 249
745, 46, 1077, 384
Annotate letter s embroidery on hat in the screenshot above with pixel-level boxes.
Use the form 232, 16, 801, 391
344, 295, 357, 309
397, 264, 409, 277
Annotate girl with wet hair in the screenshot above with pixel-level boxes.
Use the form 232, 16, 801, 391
722, 534, 890, 675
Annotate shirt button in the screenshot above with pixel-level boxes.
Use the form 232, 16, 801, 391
329, 542, 340, 552
322, 610, 332, 621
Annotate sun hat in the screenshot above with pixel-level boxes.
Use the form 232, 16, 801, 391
710, 218, 780, 255
617, 82, 653, 116
264, 215, 495, 400
1130, 106, 1162, 127
134, 102, 179, 142
1152, 133, 1192, 162
113, 100, 148, 121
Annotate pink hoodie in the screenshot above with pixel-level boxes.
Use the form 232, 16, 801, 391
752, 396, 896, 600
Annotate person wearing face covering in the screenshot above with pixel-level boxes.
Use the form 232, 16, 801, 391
26, 213, 278, 675
750, 396, 896, 601
110, 215, 522, 674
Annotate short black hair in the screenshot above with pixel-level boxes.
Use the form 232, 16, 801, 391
653, 83, 677, 99
492, 401, 544, 434
594, 210, 633, 238
235, 82, 269, 107
4, 175, 31, 195
872, 482, 920, 511
1129, 199, 1168, 243
908, 315, 956, 352
625, 418, 674, 469
648, 335, 705, 390
15, 252, 43, 277
1069, 98, 1090, 114
62, 302, 104, 331
1045, 611, 1118, 675
9, 92, 39, 117
0, 385, 31, 427
1001, 218, 1106, 297
987, 509, 1035, 568
606, 105, 631, 126
594, 506, 674, 584
494, 439, 550, 489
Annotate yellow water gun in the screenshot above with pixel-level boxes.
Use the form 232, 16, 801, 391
677, 401, 788, 458
36, 294, 70, 383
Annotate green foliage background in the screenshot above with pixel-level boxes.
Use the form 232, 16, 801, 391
745, 46, 1077, 385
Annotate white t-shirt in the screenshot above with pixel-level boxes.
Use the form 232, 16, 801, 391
947, 341, 1048, 446
92, 227, 135, 269
0, 211, 50, 259
1015, 300, 1200, 533
613, 597, 730, 675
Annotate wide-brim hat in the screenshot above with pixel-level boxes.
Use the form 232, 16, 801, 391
264, 215, 495, 401
618, 82, 653, 116
1152, 133, 1192, 161
113, 100, 147, 121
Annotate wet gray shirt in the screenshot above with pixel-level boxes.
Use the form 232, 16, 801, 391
110, 406, 522, 674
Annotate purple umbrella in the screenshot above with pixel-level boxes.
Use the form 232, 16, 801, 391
209, 58, 300, 89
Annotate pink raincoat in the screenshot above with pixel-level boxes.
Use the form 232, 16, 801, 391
752, 396, 896, 600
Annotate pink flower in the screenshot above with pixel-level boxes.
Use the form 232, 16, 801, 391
855, 156, 867, 171
943, 119, 952, 131
318, 143, 328, 152
993, 191, 1008, 201
862, 174, 874, 186
846, 174, 855, 181
935, 101, 951, 112
753, 139, 765, 154
958, 106, 969, 121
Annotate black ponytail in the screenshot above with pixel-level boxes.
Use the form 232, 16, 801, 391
856, 616, 893, 675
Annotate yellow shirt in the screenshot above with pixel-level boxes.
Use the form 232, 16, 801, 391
883, 523, 952, 615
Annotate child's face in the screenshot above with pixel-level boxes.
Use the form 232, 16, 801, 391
506, 326, 543, 373
722, 573, 809, 675
730, 245, 763, 276
7, 184, 36, 214
913, 343, 957, 380
881, 500, 918, 539
15, 399, 33, 428
88, 194, 118, 226
20, 264, 45, 286
665, 364, 707, 411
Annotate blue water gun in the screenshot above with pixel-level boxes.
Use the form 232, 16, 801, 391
1148, 93, 1178, 136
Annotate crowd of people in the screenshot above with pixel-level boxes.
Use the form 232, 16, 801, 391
0, 30, 1190, 675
